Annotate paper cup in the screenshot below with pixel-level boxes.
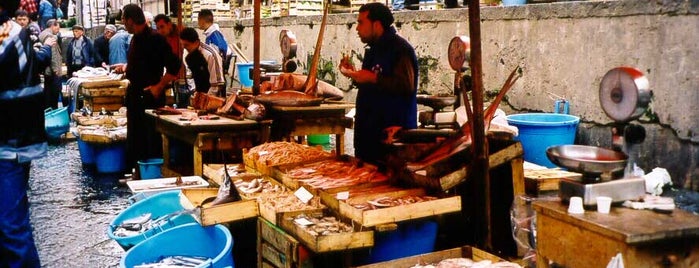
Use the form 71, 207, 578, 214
568, 196, 584, 214
597, 196, 612, 214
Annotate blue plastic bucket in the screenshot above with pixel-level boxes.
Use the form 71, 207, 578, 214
236, 62, 254, 87
44, 107, 69, 140
95, 143, 127, 173
138, 158, 164, 180
77, 139, 96, 165
108, 190, 198, 250
363, 220, 438, 263
120, 223, 234, 268
502, 0, 526, 6
506, 113, 579, 167
307, 134, 330, 145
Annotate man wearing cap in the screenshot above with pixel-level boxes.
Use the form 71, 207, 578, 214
66, 24, 101, 78
94, 24, 115, 66
109, 24, 130, 65
39, 19, 63, 109
113, 4, 181, 178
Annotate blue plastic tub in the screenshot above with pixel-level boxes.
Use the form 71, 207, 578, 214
363, 220, 438, 263
120, 223, 234, 268
44, 107, 69, 140
506, 113, 579, 167
236, 62, 254, 87
95, 143, 127, 173
502, 0, 526, 6
138, 158, 164, 180
108, 190, 198, 250
77, 139, 96, 165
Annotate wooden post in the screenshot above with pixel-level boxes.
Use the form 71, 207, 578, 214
467, 0, 491, 250
253, 0, 261, 95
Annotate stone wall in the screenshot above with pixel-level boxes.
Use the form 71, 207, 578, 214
211, 0, 699, 187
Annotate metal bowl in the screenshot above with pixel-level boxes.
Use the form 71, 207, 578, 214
546, 145, 628, 176
416, 94, 456, 111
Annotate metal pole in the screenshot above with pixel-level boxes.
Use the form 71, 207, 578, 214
467, 0, 491, 250
252, 0, 261, 95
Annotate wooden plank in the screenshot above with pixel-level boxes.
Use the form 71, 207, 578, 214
511, 157, 525, 196
259, 202, 325, 227
179, 188, 259, 226
259, 217, 300, 262
354, 246, 503, 268
261, 242, 291, 268
81, 87, 125, 97
278, 211, 374, 252
260, 260, 278, 268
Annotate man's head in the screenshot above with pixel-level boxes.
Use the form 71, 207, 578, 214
14, 9, 28, 27
121, 4, 145, 34
154, 14, 175, 37
72, 24, 84, 39
356, 3, 393, 44
179, 27, 200, 53
197, 9, 214, 30
46, 18, 59, 34
104, 24, 116, 39
1, 0, 20, 24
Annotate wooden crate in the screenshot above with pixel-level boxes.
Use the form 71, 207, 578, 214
278, 210, 374, 252
337, 188, 461, 227
319, 184, 406, 212
243, 146, 332, 176
179, 188, 259, 226
354, 246, 504, 268
259, 200, 325, 227
258, 217, 302, 268
524, 168, 581, 196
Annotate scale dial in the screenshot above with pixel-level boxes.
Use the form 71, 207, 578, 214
280, 30, 298, 59
599, 67, 651, 122
448, 36, 470, 71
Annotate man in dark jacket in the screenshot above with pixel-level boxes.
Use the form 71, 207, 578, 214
339, 3, 418, 166
113, 4, 181, 178
66, 24, 101, 77
180, 27, 210, 94
93, 24, 115, 66
0, 1, 53, 266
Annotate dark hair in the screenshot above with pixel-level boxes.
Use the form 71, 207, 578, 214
179, 27, 199, 42
122, 4, 145, 25
358, 3, 394, 30
154, 13, 170, 24
198, 9, 213, 23
14, 9, 28, 18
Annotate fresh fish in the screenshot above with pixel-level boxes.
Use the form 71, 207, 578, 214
201, 162, 242, 207
133, 255, 211, 268
254, 90, 324, 107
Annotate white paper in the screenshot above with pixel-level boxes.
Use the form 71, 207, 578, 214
336, 191, 349, 200
294, 217, 315, 226
294, 187, 314, 204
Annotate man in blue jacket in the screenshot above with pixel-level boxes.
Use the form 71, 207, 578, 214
339, 3, 418, 166
65, 24, 101, 78
198, 9, 231, 95
1, 0, 53, 266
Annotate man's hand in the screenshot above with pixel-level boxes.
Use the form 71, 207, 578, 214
342, 69, 378, 84
43, 37, 56, 47
112, 64, 127, 73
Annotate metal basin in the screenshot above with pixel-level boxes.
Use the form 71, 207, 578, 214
546, 145, 627, 176
416, 94, 456, 111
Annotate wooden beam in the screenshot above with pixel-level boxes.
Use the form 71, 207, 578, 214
253, 0, 261, 95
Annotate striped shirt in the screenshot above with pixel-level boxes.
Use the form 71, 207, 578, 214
199, 42, 225, 94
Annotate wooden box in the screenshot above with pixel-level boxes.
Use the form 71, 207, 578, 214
242, 143, 332, 176
178, 188, 259, 226
319, 184, 406, 212
524, 168, 581, 196
354, 246, 504, 268
258, 194, 325, 225
127, 175, 209, 194
279, 210, 374, 252
337, 188, 461, 227
258, 217, 302, 268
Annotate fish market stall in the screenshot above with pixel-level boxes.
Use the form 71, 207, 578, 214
65, 68, 128, 112
72, 111, 129, 172
145, 109, 271, 176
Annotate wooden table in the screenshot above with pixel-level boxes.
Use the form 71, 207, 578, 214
534, 200, 699, 267
146, 110, 271, 176
268, 103, 354, 155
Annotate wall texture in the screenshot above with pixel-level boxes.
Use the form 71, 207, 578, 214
212, 0, 699, 187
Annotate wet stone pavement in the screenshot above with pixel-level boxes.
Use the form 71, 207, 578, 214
28, 141, 131, 267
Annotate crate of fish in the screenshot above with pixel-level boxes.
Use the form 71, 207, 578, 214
270, 155, 390, 195
319, 184, 407, 212
354, 246, 519, 268
279, 210, 374, 253
257, 190, 326, 226
334, 188, 461, 227
178, 188, 259, 226
243, 141, 333, 176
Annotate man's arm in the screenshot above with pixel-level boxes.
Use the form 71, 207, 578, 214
145, 37, 182, 97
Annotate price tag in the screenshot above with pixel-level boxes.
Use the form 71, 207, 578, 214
258, 151, 269, 156
336, 191, 349, 200
294, 217, 315, 226
294, 186, 314, 204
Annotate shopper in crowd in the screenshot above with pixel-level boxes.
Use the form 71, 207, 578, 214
14, 8, 29, 27
180, 27, 224, 96
39, 18, 63, 109
153, 14, 179, 56
15, 9, 40, 44
112, 4, 180, 179
109, 24, 130, 64
197, 8, 232, 95
94, 24, 115, 66
339, 2, 418, 166
179, 27, 210, 95
65, 24, 100, 77
37, 0, 59, 29
0, 1, 53, 267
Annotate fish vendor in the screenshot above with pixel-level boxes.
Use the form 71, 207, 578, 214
0, 0, 53, 266
339, 3, 418, 166
113, 4, 181, 179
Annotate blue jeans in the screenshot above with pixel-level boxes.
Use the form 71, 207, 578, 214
0, 160, 40, 268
